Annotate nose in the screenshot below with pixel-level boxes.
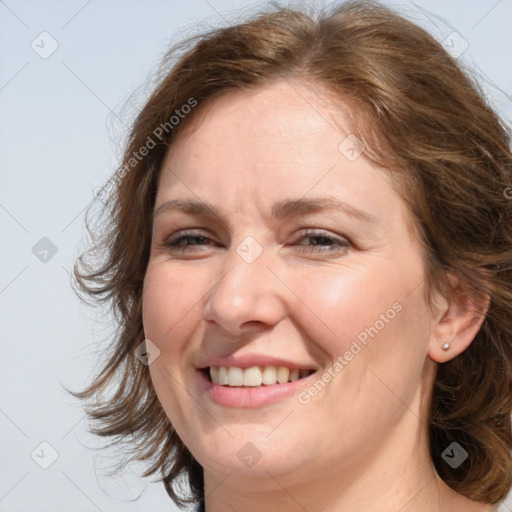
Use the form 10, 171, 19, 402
203, 240, 287, 336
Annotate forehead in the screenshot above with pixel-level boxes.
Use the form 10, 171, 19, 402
156, 80, 413, 236
173, 80, 353, 155
160, 81, 363, 188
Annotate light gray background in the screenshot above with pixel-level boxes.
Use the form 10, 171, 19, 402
1, 1, 511, 511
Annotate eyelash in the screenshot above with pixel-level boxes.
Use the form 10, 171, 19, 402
163, 229, 350, 255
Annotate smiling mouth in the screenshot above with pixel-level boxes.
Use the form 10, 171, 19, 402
202, 365, 315, 387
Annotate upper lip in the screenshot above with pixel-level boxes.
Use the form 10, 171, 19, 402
196, 354, 318, 371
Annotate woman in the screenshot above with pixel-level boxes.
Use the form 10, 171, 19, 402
74, 1, 512, 511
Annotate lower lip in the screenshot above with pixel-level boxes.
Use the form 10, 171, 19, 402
197, 370, 315, 408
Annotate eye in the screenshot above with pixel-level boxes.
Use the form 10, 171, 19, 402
161, 228, 351, 256
163, 230, 220, 255
292, 229, 351, 253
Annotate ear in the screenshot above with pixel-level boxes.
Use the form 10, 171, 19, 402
428, 271, 489, 363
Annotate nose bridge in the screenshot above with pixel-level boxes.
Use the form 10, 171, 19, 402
204, 235, 285, 332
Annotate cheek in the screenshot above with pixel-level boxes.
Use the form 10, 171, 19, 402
293, 259, 431, 378
287, 266, 431, 448
142, 262, 203, 344
292, 264, 405, 349
142, 264, 205, 439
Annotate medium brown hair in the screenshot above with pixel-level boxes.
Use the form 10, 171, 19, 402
73, 0, 512, 507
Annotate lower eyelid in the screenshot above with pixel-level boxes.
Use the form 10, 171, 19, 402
294, 242, 349, 253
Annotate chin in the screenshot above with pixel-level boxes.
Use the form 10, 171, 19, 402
189, 428, 311, 478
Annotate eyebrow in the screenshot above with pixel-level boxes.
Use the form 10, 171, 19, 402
153, 197, 379, 225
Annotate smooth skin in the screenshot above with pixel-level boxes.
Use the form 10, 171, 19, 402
142, 80, 491, 512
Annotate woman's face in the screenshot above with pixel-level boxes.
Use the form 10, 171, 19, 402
143, 81, 439, 485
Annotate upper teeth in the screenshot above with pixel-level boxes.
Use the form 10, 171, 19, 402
209, 366, 311, 386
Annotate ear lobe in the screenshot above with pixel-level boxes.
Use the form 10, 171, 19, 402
428, 271, 489, 363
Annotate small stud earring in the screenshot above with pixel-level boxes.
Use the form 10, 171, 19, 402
442, 342, 450, 351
